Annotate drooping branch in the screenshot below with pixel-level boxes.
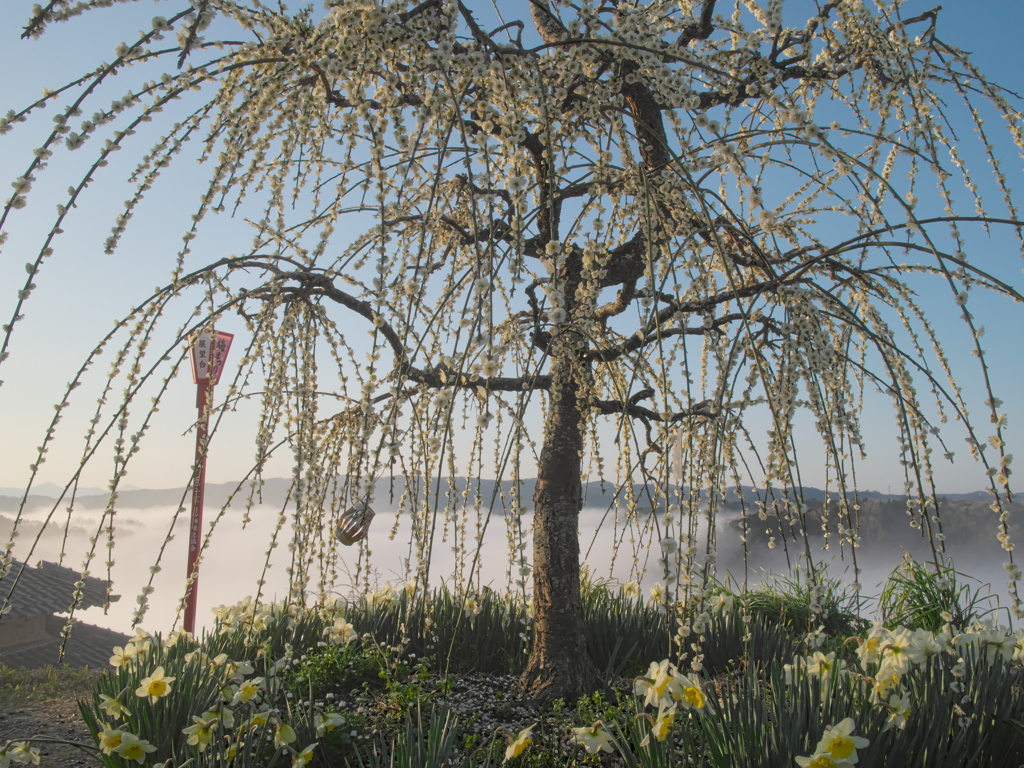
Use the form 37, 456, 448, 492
591, 390, 717, 450
236, 263, 407, 364
585, 274, 810, 364
239, 262, 560, 395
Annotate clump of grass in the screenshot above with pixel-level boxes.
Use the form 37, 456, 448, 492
695, 606, 800, 677
739, 565, 869, 641
343, 583, 532, 676
342, 578, 672, 680
0, 664, 101, 708
349, 703, 462, 768
877, 553, 999, 631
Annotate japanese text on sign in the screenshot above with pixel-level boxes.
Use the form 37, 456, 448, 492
190, 332, 234, 385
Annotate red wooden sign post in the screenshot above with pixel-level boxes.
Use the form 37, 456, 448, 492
184, 331, 233, 634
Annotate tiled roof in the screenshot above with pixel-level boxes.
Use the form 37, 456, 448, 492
0, 615, 131, 669
0, 559, 117, 619
0, 559, 130, 669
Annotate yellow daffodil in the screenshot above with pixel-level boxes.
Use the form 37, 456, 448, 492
879, 629, 916, 676
97, 727, 124, 755
165, 628, 194, 647
131, 639, 152, 659
634, 660, 681, 708
910, 628, 944, 660
328, 618, 356, 645
709, 593, 734, 614
503, 724, 535, 762
858, 634, 883, 671
806, 651, 846, 679
211, 653, 230, 669
293, 743, 317, 768
871, 670, 901, 705
641, 703, 677, 746
203, 705, 236, 729
20, 744, 41, 766
572, 722, 614, 754
135, 665, 175, 703
675, 673, 707, 711
132, 628, 152, 644
227, 659, 255, 682
183, 716, 218, 752
247, 711, 270, 729
784, 655, 808, 685
649, 583, 666, 604
233, 677, 265, 705
114, 732, 157, 764
99, 693, 130, 721
109, 644, 136, 668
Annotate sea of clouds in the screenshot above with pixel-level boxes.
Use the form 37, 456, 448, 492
3, 496, 1018, 638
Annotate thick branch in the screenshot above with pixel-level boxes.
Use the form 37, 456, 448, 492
586, 312, 748, 363
238, 262, 559, 395
596, 231, 648, 289
621, 65, 671, 172
587, 271, 807, 363
403, 363, 552, 393
591, 397, 716, 422
676, 0, 717, 47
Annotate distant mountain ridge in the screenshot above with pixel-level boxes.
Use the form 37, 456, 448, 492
0, 477, 994, 514
0, 482, 138, 497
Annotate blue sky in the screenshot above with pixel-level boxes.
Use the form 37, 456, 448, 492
1, 0, 1023, 495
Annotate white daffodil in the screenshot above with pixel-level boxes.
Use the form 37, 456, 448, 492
571, 722, 614, 754
814, 718, 869, 764
883, 692, 912, 731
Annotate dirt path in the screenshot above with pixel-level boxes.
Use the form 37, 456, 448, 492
0, 694, 96, 767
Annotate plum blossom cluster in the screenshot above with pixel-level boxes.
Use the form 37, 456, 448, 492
3, 0, 1024, 707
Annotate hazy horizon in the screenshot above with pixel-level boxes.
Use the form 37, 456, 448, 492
3, 488, 1017, 639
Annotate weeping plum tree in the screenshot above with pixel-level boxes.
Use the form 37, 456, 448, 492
2, 0, 1024, 703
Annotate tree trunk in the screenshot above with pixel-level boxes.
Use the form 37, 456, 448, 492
519, 325, 603, 705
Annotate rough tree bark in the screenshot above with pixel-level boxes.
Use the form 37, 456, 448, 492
519, 240, 604, 703
519, 329, 604, 704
